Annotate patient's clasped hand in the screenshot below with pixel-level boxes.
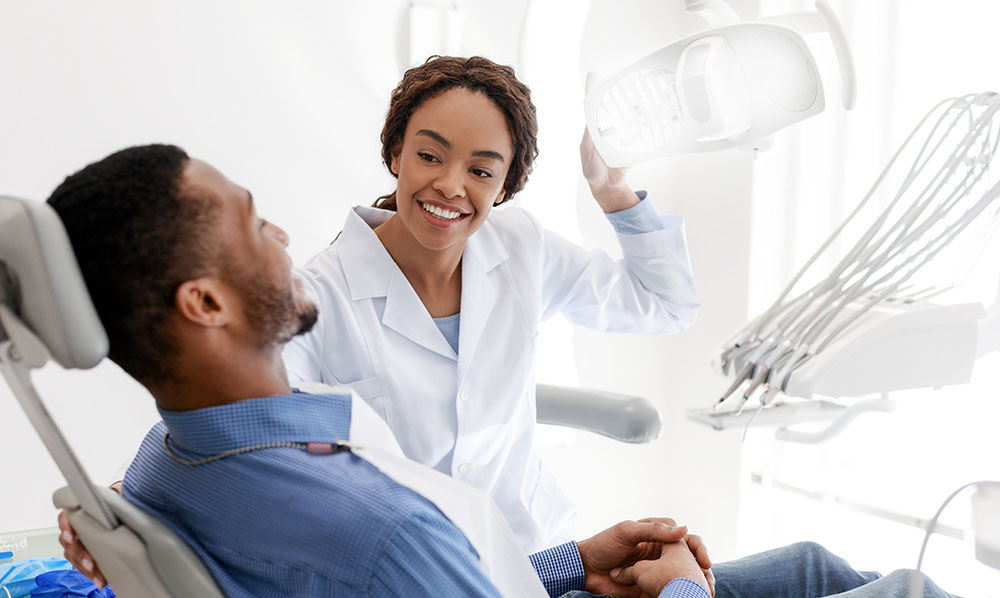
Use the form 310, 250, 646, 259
49, 145, 955, 597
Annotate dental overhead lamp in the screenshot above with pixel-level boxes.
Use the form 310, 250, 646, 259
584, 0, 855, 167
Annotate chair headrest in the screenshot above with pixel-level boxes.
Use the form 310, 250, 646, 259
0, 196, 107, 369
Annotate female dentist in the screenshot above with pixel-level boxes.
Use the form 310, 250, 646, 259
283, 56, 700, 553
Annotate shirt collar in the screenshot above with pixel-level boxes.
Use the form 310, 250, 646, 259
158, 392, 352, 455
338, 205, 510, 301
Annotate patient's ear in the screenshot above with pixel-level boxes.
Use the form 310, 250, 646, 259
175, 278, 230, 328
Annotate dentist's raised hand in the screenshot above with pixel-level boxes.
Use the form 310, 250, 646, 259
580, 128, 638, 213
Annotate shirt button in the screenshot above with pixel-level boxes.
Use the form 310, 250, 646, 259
459, 390, 471, 402
458, 463, 471, 474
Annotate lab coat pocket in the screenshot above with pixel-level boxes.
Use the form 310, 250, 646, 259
520, 461, 558, 522
520, 459, 576, 546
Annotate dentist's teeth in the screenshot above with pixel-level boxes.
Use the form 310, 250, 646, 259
422, 202, 461, 220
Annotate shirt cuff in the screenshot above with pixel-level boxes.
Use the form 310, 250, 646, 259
527, 541, 586, 597
605, 191, 670, 234
659, 578, 711, 598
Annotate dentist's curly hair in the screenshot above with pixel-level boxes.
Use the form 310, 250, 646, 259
373, 55, 538, 210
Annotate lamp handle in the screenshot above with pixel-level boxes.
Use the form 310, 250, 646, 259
757, 0, 856, 110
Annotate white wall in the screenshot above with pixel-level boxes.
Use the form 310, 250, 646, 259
0, 0, 787, 571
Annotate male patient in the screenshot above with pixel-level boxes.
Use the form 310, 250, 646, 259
49, 145, 954, 598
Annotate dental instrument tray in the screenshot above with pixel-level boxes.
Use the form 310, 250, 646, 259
686, 398, 846, 431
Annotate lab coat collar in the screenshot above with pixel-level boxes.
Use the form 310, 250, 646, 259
337, 206, 509, 364
338, 206, 396, 301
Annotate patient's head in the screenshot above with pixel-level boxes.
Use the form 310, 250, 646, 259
48, 145, 317, 387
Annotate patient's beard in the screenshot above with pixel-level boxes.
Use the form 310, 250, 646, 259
224, 265, 318, 347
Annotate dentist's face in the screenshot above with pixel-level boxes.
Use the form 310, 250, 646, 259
389, 88, 512, 252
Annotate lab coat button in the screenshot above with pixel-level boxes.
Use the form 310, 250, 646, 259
458, 463, 471, 474
459, 390, 471, 402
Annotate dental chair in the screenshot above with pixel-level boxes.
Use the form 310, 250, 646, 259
0, 195, 661, 597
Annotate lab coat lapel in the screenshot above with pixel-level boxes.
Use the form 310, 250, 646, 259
382, 269, 458, 361
457, 223, 506, 386
339, 207, 457, 361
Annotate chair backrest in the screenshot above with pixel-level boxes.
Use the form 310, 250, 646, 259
0, 195, 224, 597
0, 196, 106, 369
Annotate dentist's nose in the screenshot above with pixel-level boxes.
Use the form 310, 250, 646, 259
432, 165, 467, 199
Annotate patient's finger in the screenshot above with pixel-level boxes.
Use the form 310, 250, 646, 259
685, 533, 712, 569
705, 567, 716, 597
610, 562, 642, 586
637, 516, 678, 528
617, 520, 687, 546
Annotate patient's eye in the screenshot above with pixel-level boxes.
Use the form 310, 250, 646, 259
418, 152, 440, 163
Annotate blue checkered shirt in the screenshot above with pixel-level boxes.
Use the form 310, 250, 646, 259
123, 391, 610, 597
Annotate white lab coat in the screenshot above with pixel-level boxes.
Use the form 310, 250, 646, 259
283, 204, 699, 553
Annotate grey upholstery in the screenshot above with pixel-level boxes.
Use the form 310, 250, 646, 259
53, 486, 223, 598
0, 196, 106, 369
0, 194, 662, 596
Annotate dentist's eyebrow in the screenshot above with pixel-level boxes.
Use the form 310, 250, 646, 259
472, 149, 505, 162
416, 129, 505, 162
416, 129, 451, 148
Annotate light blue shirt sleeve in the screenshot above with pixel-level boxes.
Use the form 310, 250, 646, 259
371, 510, 501, 597
660, 578, 711, 598
605, 191, 679, 234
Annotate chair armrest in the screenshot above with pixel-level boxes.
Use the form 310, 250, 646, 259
535, 383, 662, 443
54, 485, 224, 598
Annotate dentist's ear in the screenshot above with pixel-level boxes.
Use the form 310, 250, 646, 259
175, 278, 231, 328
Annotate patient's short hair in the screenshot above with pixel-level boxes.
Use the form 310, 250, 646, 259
48, 144, 218, 385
